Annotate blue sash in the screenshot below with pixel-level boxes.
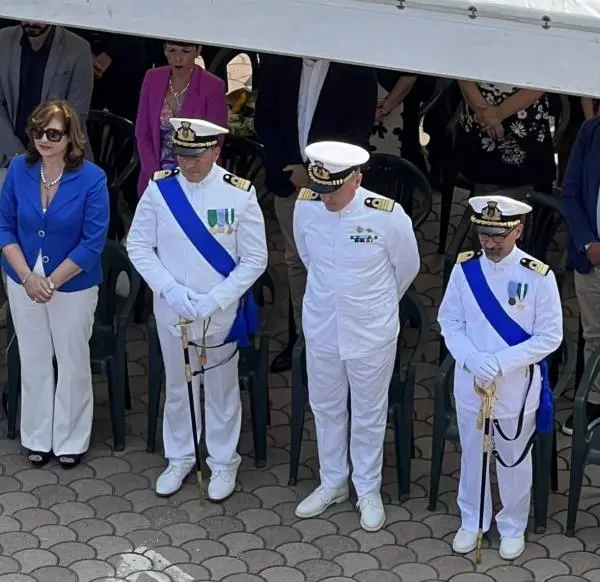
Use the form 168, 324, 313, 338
461, 258, 553, 434
156, 176, 259, 347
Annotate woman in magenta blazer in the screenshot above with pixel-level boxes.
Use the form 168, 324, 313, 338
135, 41, 228, 196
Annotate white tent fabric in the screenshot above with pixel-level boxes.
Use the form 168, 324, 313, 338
1, 0, 600, 96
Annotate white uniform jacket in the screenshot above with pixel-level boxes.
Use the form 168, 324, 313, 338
127, 165, 268, 339
293, 187, 420, 359
438, 246, 563, 419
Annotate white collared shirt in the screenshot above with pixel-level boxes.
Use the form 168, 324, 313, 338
297, 58, 330, 161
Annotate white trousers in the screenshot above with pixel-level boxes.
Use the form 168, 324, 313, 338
7, 278, 97, 456
156, 322, 242, 472
456, 405, 535, 538
306, 341, 396, 497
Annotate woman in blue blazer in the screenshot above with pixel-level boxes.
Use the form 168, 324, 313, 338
0, 100, 109, 468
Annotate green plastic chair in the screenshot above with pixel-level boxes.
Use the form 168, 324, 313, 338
145, 269, 276, 468
4, 240, 140, 451
428, 328, 576, 534
288, 288, 429, 501
566, 346, 600, 536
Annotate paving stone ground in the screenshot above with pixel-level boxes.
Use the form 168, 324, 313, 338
0, 183, 595, 582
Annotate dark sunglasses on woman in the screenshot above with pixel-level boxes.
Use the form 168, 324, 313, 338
30, 127, 65, 142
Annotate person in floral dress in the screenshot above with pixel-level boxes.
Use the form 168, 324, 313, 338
456, 82, 556, 192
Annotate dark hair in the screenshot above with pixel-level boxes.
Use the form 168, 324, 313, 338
25, 100, 86, 170
164, 40, 200, 49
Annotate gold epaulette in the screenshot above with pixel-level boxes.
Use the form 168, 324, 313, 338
456, 250, 482, 263
364, 196, 395, 212
152, 168, 179, 181
297, 188, 319, 201
223, 173, 252, 192
520, 257, 550, 276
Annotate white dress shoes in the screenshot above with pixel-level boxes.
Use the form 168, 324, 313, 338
499, 535, 525, 560
208, 469, 237, 502
155, 460, 195, 497
452, 528, 479, 554
295, 485, 350, 518
357, 492, 386, 532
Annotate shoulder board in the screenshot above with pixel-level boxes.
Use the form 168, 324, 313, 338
456, 250, 482, 264
223, 173, 252, 192
520, 257, 550, 276
152, 168, 179, 181
297, 188, 320, 201
364, 196, 395, 212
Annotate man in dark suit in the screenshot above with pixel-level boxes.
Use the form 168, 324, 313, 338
255, 55, 377, 372
562, 116, 600, 435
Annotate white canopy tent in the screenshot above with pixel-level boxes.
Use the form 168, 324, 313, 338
1, 0, 600, 96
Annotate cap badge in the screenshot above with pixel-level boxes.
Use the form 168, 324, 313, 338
482, 200, 502, 222
310, 161, 331, 181
176, 121, 196, 143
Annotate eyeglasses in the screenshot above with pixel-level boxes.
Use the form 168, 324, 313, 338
30, 127, 65, 142
477, 226, 518, 244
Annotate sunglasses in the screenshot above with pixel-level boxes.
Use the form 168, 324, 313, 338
30, 127, 65, 142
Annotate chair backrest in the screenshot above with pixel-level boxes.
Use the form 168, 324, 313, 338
397, 288, 430, 370
443, 187, 571, 294
220, 135, 267, 200
95, 240, 141, 327
361, 153, 433, 230
86, 110, 140, 191
250, 268, 278, 337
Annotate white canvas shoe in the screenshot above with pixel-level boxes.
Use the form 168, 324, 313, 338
357, 492, 386, 532
155, 460, 195, 497
208, 469, 237, 502
295, 485, 349, 518
499, 535, 525, 560
452, 528, 479, 554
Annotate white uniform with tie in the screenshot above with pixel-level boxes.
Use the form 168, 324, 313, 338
127, 165, 268, 470
293, 187, 420, 496
438, 246, 562, 537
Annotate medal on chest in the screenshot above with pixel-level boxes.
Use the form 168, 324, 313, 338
207, 208, 235, 234
507, 281, 528, 310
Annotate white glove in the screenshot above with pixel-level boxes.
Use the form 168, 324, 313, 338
190, 292, 220, 319
465, 352, 500, 383
162, 281, 198, 321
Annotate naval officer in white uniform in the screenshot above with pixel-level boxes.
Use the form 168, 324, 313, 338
127, 118, 268, 500
292, 140, 420, 531
438, 195, 562, 560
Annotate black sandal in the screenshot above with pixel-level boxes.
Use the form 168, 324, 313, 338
27, 450, 51, 467
58, 454, 81, 469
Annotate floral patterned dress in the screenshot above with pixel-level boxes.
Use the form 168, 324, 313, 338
457, 83, 556, 188
159, 98, 182, 170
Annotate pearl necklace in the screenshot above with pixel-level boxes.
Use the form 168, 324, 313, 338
40, 164, 63, 190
